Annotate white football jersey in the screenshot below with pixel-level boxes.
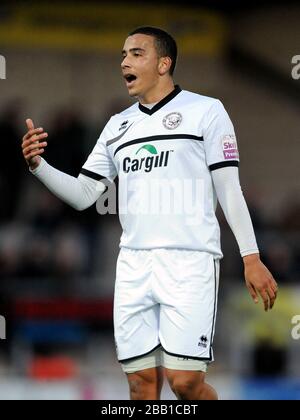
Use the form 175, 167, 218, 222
81, 86, 239, 258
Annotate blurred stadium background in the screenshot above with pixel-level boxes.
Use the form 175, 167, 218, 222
0, 0, 299, 400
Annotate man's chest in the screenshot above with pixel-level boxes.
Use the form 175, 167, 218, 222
108, 109, 205, 175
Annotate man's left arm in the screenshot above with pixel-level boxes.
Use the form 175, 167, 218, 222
212, 166, 278, 311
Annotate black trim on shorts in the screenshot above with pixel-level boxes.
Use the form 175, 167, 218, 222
138, 85, 181, 115
80, 168, 106, 181
114, 134, 203, 157
118, 344, 161, 363
161, 346, 212, 362
209, 259, 218, 360
209, 160, 239, 171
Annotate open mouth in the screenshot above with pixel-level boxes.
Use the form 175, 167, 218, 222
124, 74, 137, 86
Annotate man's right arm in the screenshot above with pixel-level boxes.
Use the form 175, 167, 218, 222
22, 118, 106, 210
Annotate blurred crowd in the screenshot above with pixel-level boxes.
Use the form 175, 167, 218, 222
0, 100, 120, 299
0, 99, 299, 301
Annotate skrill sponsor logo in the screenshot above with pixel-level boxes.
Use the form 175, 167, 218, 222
222, 135, 239, 160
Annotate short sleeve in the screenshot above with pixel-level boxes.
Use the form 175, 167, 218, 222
203, 100, 239, 171
80, 119, 117, 182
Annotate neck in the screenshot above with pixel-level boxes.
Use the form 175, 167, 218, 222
138, 79, 175, 104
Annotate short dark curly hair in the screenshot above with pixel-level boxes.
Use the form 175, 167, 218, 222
128, 26, 177, 76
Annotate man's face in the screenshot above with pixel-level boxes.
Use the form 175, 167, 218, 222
121, 34, 161, 101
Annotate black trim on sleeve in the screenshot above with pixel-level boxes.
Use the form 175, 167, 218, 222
80, 168, 106, 181
209, 160, 239, 171
118, 344, 162, 363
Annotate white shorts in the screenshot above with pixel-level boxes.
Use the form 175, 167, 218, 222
114, 248, 219, 368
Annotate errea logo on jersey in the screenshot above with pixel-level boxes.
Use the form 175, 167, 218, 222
123, 143, 173, 173
119, 120, 129, 131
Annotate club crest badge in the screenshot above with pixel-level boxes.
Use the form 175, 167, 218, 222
163, 112, 182, 130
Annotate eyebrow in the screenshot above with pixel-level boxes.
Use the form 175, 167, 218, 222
122, 48, 145, 55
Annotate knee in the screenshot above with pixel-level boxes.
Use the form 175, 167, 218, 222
170, 377, 199, 400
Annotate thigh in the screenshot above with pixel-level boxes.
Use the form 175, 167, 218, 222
114, 248, 160, 362
158, 251, 220, 361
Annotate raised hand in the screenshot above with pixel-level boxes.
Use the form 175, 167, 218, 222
22, 118, 48, 170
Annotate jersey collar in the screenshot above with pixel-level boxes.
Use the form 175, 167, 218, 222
138, 85, 181, 115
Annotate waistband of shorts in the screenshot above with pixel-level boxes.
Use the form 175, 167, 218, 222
119, 246, 222, 259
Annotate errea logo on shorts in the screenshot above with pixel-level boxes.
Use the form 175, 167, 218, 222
198, 335, 208, 348
122, 144, 174, 173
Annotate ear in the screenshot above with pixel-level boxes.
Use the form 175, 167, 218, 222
158, 56, 172, 75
